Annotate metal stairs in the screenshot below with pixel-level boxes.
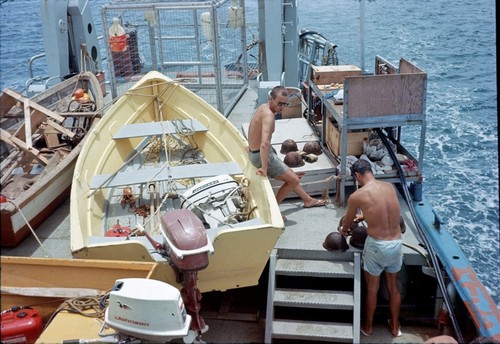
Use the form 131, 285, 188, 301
265, 251, 361, 343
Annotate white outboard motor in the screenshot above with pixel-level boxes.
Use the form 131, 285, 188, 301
180, 174, 245, 228
105, 278, 193, 343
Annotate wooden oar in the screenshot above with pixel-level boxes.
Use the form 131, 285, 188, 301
1, 286, 102, 298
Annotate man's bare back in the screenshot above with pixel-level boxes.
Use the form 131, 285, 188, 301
348, 180, 401, 240
341, 160, 401, 240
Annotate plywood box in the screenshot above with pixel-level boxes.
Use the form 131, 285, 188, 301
312, 65, 362, 85
326, 117, 369, 156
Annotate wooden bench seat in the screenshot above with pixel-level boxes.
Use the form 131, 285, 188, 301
113, 119, 207, 139
90, 161, 242, 190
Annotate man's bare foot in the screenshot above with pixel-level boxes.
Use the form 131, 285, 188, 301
303, 199, 326, 208
360, 326, 371, 336
387, 319, 402, 337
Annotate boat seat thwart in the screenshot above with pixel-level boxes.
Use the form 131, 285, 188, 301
89, 161, 242, 189
112, 119, 208, 139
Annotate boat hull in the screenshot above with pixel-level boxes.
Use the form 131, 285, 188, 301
70, 71, 284, 293
1, 72, 103, 247
0, 256, 167, 324
0, 180, 71, 247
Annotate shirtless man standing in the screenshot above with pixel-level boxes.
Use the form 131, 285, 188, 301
340, 159, 403, 337
246, 86, 325, 214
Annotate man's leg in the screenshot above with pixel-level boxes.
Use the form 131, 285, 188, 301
384, 271, 401, 336
275, 169, 324, 206
362, 270, 380, 335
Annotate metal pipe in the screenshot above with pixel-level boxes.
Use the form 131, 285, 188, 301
359, 0, 366, 72
28, 53, 46, 78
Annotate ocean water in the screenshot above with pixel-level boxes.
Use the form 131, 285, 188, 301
0, 0, 498, 306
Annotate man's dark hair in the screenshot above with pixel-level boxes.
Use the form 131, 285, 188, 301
270, 85, 287, 99
352, 159, 372, 175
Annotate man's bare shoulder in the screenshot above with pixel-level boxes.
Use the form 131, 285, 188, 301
348, 188, 365, 205
255, 103, 273, 117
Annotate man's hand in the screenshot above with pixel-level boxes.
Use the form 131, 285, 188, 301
354, 213, 364, 223
338, 226, 349, 237
256, 167, 267, 177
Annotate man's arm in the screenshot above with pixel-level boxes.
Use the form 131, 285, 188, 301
341, 193, 361, 236
258, 114, 274, 175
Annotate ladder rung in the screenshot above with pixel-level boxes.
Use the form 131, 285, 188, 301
274, 288, 354, 310
273, 320, 353, 342
275, 258, 354, 278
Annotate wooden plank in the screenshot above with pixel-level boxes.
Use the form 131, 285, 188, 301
0, 128, 49, 165
311, 65, 362, 85
345, 74, 426, 118
43, 124, 60, 148
0, 89, 20, 117
46, 119, 76, 139
1, 88, 64, 123
13, 108, 46, 142
399, 57, 426, 74
24, 99, 33, 149
89, 161, 242, 189
113, 119, 208, 139
1, 286, 101, 298
58, 111, 102, 118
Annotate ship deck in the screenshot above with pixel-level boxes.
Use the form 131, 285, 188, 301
1, 84, 444, 343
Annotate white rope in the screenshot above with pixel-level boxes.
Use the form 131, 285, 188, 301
7, 199, 52, 257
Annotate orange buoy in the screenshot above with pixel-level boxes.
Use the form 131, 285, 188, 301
109, 17, 128, 52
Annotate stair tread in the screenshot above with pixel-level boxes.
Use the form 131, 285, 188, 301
273, 319, 353, 341
276, 258, 354, 277
274, 288, 354, 309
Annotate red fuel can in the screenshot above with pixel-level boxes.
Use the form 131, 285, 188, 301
1, 306, 43, 344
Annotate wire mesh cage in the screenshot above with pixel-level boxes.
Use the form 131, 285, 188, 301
101, 0, 256, 116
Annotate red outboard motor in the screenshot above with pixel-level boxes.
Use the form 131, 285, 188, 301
160, 209, 213, 338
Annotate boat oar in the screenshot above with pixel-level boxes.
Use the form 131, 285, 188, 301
1, 286, 101, 298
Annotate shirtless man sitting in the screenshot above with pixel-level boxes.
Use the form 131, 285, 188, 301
340, 159, 403, 337
246, 86, 325, 217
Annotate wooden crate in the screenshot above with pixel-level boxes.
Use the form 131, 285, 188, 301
326, 117, 369, 156
311, 65, 362, 85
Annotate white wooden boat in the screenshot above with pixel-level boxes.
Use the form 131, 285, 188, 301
70, 71, 284, 294
0, 72, 103, 247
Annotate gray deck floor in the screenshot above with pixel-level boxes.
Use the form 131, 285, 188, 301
1, 85, 444, 343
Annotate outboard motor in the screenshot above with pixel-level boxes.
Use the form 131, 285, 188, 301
105, 278, 192, 343
160, 209, 214, 339
180, 174, 246, 228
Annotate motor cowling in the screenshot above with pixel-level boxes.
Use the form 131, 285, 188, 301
161, 209, 209, 272
180, 174, 244, 228
105, 278, 191, 343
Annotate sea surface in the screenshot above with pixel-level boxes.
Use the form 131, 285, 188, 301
0, 0, 498, 306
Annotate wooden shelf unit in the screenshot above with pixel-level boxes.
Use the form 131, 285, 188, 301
306, 56, 428, 203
